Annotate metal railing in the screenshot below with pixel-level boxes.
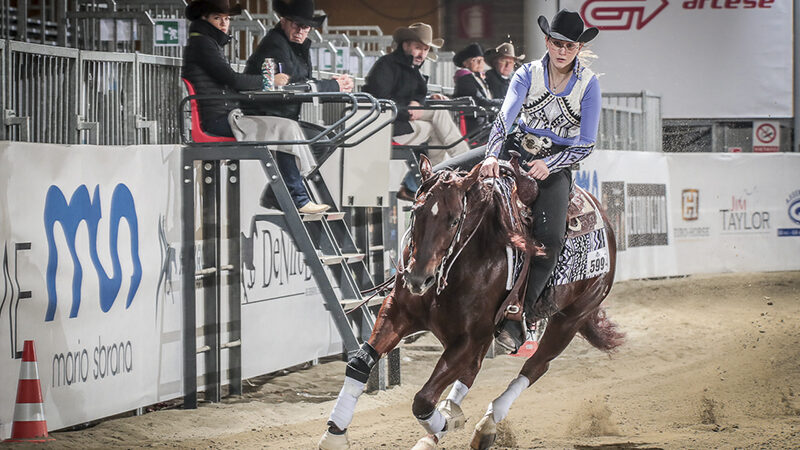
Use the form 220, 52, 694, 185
2, 41, 662, 151
600, 91, 662, 152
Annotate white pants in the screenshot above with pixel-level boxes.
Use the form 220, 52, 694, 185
393, 109, 471, 165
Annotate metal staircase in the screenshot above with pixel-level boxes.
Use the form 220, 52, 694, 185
178, 89, 398, 407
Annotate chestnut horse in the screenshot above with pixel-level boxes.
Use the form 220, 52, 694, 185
319, 156, 623, 450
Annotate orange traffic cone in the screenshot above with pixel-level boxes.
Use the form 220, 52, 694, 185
4, 340, 55, 443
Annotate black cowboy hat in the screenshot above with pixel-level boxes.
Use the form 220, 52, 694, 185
453, 42, 484, 68
538, 9, 598, 43
185, 0, 242, 21
273, 0, 326, 28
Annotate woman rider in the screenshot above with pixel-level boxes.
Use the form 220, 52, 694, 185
438, 9, 601, 352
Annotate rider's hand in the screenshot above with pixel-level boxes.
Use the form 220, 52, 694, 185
408, 101, 423, 121
527, 159, 550, 180
430, 93, 449, 101
480, 156, 500, 179
333, 74, 353, 92
274, 73, 290, 87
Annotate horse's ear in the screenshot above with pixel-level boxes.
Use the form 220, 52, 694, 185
419, 154, 434, 182
461, 161, 482, 189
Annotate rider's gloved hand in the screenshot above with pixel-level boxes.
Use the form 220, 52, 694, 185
480, 156, 499, 179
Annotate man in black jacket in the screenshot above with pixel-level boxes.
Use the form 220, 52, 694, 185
244, 0, 352, 119
453, 42, 503, 140
363, 23, 469, 200
484, 42, 525, 100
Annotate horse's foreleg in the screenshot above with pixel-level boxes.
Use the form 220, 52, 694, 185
412, 339, 487, 443
470, 313, 583, 450
320, 297, 415, 450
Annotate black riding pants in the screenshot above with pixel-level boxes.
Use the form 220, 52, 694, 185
432, 145, 571, 313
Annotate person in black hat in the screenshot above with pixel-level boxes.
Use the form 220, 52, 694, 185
182, 0, 261, 137
435, 9, 602, 353
452, 42, 503, 140
484, 42, 525, 99
182, 0, 331, 214
242, 0, 351, 214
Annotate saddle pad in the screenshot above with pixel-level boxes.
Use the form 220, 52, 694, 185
551, 226, 611, 286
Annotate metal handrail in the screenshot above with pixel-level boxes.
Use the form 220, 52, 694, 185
178, 89, 384, 147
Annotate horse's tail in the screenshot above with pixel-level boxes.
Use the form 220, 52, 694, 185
578, 306, 625, 353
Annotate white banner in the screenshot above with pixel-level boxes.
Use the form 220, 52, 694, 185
561, 0, 792, 119
577, 151, 800, 280
0, 142, 185, 438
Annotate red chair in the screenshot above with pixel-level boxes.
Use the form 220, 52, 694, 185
181, 78, 236, 143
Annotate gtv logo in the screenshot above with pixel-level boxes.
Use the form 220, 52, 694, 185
581, 0, 669, 30
44, 184, 142, 322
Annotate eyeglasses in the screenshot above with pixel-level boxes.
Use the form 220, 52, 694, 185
548, 38, 580, 52
288, 20, 311, 31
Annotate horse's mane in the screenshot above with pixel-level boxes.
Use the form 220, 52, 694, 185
416, 168, 542, 256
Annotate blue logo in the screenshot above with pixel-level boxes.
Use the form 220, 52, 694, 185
789, 198, 800, 225
575, 169, 599, 198
43, 184, 142, 321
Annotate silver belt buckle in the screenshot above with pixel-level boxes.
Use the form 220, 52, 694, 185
521, 134, 552, 156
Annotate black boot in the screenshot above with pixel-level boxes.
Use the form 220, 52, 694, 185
495, 319, 525, 354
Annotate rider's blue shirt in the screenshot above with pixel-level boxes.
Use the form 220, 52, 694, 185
486, 53, 601, 172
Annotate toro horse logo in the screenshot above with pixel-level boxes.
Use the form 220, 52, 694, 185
581, 0, 669, 30
44, 184, 142, 321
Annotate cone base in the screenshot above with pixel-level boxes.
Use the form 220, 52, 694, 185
511, 340, 539, 358
4, 437, 56, 443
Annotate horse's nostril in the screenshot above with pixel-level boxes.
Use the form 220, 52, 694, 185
423, 276, 435, 289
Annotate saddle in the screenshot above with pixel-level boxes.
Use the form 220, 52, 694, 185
493, 154, 602, 326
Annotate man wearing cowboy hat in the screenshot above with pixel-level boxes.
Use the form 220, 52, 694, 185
484, 42, 525, 99
363, 23, 471, 200
453, 42, 503, 139
243, 0, 352, 213
244, 0, 353, 119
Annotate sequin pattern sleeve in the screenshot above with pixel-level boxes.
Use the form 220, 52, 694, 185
543, 75, 601, 171
486, 65, 532, 158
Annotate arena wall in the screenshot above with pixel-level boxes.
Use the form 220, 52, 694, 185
0, 142, 798, 438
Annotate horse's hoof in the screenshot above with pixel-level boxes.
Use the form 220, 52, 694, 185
318, 429, 350, 450
469, 414, 497, 450
410, 434, 438, 450
437, 399, 466, 429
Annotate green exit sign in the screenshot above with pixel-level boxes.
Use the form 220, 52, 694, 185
154, 19, 185, 46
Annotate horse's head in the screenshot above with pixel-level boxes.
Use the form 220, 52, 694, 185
402, 155, 488, 296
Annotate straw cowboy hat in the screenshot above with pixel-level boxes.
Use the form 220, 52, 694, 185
453, 42, 484, 68
485, 42, 525, 64
273, 0, 326, 28
393, 23, 445, 49
538, 9, 598, 43
185, 0, 242, 21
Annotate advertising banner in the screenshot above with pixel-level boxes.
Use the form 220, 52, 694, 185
0, 142, 185, 438
561, 0, 792, 119
576, 150, 800, 279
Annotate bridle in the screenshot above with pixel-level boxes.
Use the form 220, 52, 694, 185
402, 174, 492, 295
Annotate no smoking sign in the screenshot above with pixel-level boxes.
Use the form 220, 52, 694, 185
753, 120, 780, 152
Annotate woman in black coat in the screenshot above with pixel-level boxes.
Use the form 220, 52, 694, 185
452, 42, 503, 140
181, 0, 261, 137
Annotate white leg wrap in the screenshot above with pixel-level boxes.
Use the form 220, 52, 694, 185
446, 380, 470, 405
329, 376, 365, 430
486, 375, 530, 423
417, 409, 446, 435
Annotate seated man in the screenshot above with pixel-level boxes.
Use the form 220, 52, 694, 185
243, 0, 353, 213
182, 0, 332, 214
484, 42, 525, 100
452, 42, 503, 139
363, 22, 470, 201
